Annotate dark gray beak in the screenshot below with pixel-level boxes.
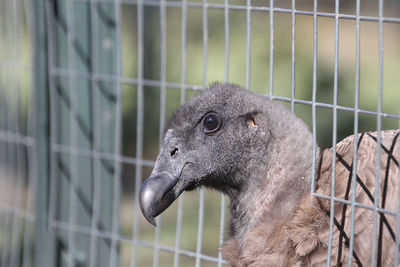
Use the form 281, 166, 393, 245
139, 172, 180, 226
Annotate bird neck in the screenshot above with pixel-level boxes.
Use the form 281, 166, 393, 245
228, 139, 316, 239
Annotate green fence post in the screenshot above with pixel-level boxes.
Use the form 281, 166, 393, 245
45, 1, 121, 266
33, 0, 56, 267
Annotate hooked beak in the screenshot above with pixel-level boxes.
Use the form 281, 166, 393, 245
139, 172, 180, 226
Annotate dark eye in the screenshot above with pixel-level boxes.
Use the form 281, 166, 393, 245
203, 114, 221, 133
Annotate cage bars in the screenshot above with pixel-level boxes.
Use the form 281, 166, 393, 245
290, 0, 296, 113
347, 0, 361, 265
370, 0, 384, 265
130, 0, 144, 266
152, 0, 168, 266
128, 0, 400, 24
223, 0, 229, 84
46, 0, 59, 241
325, 0, 340, 264
40, 1, 400, 266
193, 1, 209, 266
50, 218, 225, 263
33, 0, 57, 265
1, 1, 400, 267
173, 0, 188, 266
65, 1, 80, 265
88, 2, 102, 267
245, 0, 250, 90
268, 0, 274, 96
218, 0, 230, 265
110, 2, 123, 266
174, 0, 187, 267
48, 68, 400, 121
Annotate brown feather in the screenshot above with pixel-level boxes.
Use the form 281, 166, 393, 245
223, 130, 400, 266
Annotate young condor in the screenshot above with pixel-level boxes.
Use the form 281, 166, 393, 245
139, 83, 399, 266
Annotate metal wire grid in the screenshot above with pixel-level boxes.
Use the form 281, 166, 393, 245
0, 0, 399, 267
43, 0, 229, 266
47, 1, 400, 267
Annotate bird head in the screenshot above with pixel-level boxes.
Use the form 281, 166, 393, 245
139, 83, 313, 226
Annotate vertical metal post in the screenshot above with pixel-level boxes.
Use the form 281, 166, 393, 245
131, 0, 144, 266
33, 0, 55, 266
371, 1, 384, 265
290, 0, 296, 113
218, 2, 230, 266
173, 1, 188, 266
153, 0, 167, 266
195, 1, 208, 266
245, 0, 251, 89
268, 0, 274, 96
110, 2, 123, 266
310, 0, 318, 198
326, 0, 340, 265
347, 0, 361, 265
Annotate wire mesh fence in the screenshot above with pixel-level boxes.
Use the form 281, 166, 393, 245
0, 0, 399, 266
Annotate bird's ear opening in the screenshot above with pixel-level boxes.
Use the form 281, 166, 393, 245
247, 116, 256, 127
240, 111, 259, 129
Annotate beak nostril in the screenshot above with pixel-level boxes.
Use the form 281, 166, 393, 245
170, 147, 178, 157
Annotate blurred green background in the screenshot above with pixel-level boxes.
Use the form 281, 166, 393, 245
0, 0, 399, 266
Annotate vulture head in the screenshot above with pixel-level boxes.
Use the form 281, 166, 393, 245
139, 83, 314, 235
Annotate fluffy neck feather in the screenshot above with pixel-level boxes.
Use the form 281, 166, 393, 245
228, 116, 316, 240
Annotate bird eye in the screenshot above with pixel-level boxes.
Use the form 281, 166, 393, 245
203, 114, 221, 133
